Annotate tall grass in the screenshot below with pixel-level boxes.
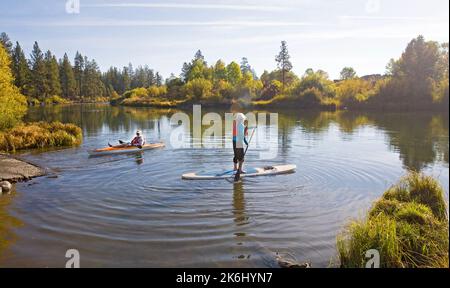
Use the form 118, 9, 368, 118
337, 172, 448, 268
0, 122, 82, 152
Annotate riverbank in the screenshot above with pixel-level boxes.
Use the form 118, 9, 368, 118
0, 122, 82, 153
0, 154, 45, 183
111, 96, 448, 112
337, 172, 449, 268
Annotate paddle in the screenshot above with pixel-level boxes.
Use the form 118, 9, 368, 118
234, 126, 257, 182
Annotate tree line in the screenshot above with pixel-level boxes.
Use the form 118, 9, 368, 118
0, 32, 163, 104
115, 37, 448, 111
1, 31, 448, 111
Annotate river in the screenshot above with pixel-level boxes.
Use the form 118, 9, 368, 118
0, 104, 448, 267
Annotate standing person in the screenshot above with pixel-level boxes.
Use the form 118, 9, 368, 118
232, 113, 249, 173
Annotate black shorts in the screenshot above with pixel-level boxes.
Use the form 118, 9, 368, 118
233, 141, 245, 163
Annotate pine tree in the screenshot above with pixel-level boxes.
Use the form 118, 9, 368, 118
74, 51, 84, 97
11, 41, 31, 95
155, 72, 163, 86
0, 32, 13, 56
30, 41, 50, 101
59, 53, 76, 99
82, 58, 104, 99
121, 66, 131, 93
45, 50, 62, 96
275, 41, 293, 89
240, 57, 251, 74
194, 50, 206, 64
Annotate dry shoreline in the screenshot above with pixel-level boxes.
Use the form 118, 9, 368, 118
0, 153, 46, 183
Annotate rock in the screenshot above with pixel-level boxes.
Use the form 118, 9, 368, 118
0, 154, 46, 182
0, 181, 12, 192
276, 255, 311, 268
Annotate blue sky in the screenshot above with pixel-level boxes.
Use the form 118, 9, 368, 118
1, 0, 448, 79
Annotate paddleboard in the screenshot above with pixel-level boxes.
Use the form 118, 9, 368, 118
88, 143, 165, 156
181, 164, 296, 180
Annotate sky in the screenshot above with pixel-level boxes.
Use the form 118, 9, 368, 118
1, 0, 449, 79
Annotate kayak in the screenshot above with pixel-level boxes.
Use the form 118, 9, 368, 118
181, 164, 296, 180
88, 143, 165, 156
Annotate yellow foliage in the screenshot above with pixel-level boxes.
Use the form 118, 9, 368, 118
0, 44, 27, 130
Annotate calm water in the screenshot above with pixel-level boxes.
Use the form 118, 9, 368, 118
0, 104, 448, 267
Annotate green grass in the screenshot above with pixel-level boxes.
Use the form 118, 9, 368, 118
0, 122, 82, 152
337, 172, 449, 268
115, 97, 183, 108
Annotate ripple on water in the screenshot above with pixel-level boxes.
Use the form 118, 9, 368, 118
4, 108, 448, 267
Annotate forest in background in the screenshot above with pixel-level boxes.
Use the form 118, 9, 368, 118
1, 32, 449, 116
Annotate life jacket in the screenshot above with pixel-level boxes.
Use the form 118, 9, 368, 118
131, 136, 143, 146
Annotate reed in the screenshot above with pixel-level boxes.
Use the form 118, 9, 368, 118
337, 172, 449, 268
0, 122, 82, 152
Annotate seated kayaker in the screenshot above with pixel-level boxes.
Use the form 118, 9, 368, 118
109, 130, 145, 148
130, 130, 144, 147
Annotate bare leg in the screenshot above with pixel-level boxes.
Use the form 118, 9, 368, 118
238, 161, 244, 173
112, 144, 129, 148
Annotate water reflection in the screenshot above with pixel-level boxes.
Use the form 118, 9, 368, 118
3, 104, 446, 267
232, 181, 251, 261
0, 190, 23, 263
25, 104, 449, 172
276, 110, 449, 171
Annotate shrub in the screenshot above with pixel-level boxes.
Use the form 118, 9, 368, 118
184, 78, 213, 100
0, 122, 82, 152
337, 172, 448, 268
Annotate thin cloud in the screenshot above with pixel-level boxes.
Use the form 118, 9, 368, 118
339, 15, 448, 21
3, 20, 316, 27
83, 2, 287, 12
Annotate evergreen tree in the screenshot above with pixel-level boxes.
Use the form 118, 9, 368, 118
147, 67, 155, 86
11, 41, 31, 95
0, 32, 13, 56
59, 53, 76, 99
194, 50, 206, 64
45, 50, 62, 96
73, 51, 84, 97
181, 62, 191, 82
275, 41, 293, 89
155, 72, 163, 86
82, 58, 104, 99
240, 57, 251, 74
121, 66, 131, 93
30, 41, 49, 100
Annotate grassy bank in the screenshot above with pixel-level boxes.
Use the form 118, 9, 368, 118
113, 97, 185, 108
337, 172, 448, 268
0, 122, 82, 152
